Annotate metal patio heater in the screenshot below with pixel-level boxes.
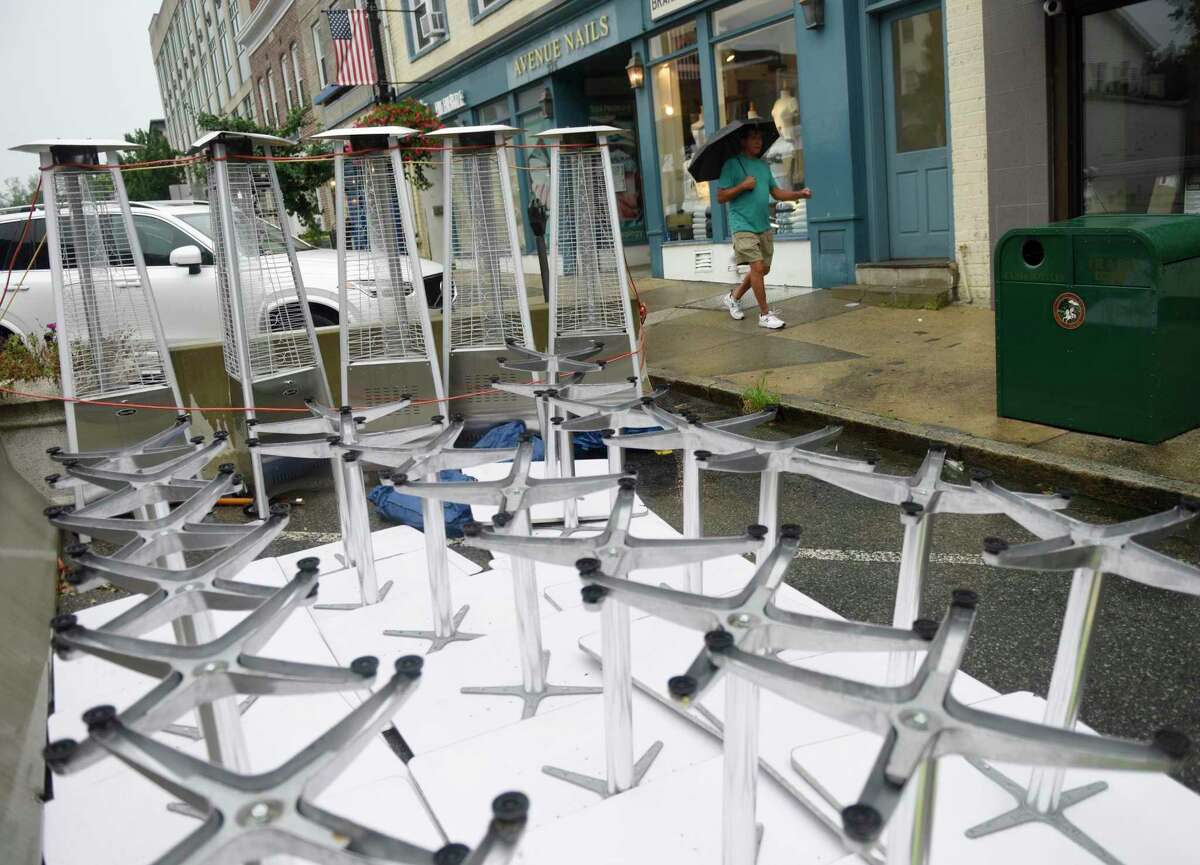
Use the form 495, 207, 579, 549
539, 127, 642, 388
191, 130, 339, 519
313, 125, 444, 426
428, 125, 535, 426
13, 140, 182, 469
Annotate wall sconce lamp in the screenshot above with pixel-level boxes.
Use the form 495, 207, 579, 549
540, 86, 554, 120
799, 0, 824, 29
626, 52, 645, 89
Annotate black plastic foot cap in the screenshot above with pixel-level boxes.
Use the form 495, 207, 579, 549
431, 415, 445, 424
269, 503, 290, 519
1154, 728, 1191, 759
576, 558, 602, 576
618, 476, 637, 491
841, 803, 883, 842
982, 537, 1008, 555
396, 655, 424, 678
951, 588, 979, 610
968, 467, 993, 483
747, 524, 768, 540
218, 462, 236, 474
433, 843, 470, 865
351, 656, 380, 678
694, 449, 712, 461
297, 556, 321, 572
44, 738, 78, 769
189, 435, 206, 445
64, 542, 89, 557
900, 501, 924, 517
83, 705, 117, 732
580, 584, 608, 606
780, 523, 802, 541
704, 630, 734, 653
492, 512, 512, 529
51, 614, 78, 633
517, 431, 534, 444
668, 675, 698, 700
492, 791, 530, 822
462, 521, 483, 538
912, 619, 939, 641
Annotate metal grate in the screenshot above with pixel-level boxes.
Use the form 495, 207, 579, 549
208, 161, 315, 382
553, 148, 628, 339
447, 150, 527, 351
341, 152, 428, 366
50, 169, 168, 399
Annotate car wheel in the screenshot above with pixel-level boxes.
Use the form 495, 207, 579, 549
424, 275, 444, 309
309, 308, 337, 328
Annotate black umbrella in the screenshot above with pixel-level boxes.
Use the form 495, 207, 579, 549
687, 118, 780, 182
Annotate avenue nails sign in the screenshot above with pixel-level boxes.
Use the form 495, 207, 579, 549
508, 5, 618, 85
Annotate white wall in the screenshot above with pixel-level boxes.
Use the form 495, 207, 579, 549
662, 241, 812, 287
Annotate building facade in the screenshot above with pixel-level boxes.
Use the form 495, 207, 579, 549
384, 0, 1200, 301
392, 0, 971, 290
152, 0, 1200, 300
149, 0, 258, 155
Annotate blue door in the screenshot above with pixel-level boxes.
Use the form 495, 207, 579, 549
881, 3, 951, 259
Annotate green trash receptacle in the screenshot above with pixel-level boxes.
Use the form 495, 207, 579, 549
994, 215, 1200, 444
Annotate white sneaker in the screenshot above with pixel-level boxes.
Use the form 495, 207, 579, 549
722, 292, 745, 320
758, 311, 785, 330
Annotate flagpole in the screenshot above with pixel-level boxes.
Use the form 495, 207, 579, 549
365, 0, 392, 103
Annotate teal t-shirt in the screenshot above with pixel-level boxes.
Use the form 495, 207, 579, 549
718, 155, 777, 234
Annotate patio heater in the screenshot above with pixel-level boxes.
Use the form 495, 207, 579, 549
191, 130, 339, 520
538, 127, 642, 388
13, 140, 182, 467
428, 125, 535, 427
312, 125, 443, 426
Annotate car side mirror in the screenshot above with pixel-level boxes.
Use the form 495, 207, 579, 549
169, 245, 203, 275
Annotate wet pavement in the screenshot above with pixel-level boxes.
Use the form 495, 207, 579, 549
61, 392, 1200, 792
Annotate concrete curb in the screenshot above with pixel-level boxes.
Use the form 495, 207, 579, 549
650, 369, 1200, 511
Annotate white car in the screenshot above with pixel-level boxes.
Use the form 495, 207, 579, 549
0, 200, 445, 346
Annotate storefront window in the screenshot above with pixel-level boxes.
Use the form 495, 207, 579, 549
516, 84, 552, 247
653, 52, 709, 240
1082, 1, 1200, 214
716, 19, 805, 237
712, 0, 791, 37
649, 21, 697, 60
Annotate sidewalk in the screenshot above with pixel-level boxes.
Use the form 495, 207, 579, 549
634, 275, 1200, 506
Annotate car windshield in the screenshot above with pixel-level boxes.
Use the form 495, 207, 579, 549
177, 211, 315, 251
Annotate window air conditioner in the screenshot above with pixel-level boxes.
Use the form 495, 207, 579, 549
418, 11, 447, 41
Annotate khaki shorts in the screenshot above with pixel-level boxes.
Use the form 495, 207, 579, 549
733, 230, 774, 270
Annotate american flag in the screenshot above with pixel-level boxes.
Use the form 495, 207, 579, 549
326, 8, 377, 87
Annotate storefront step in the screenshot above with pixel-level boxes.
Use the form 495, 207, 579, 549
830, 282, 952, 310
854, 259, 959, 290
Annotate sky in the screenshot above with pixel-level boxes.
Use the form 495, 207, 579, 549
0, 0, 165, 184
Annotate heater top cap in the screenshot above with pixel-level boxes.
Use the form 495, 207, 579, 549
309, 126, 417, 143
425, 124, 520, 139
536, 126, 626, 138
189, 130, 296, 153
11, 139, 141, 155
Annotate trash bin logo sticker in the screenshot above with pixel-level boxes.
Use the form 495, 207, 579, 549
1053, 292, 1086, 330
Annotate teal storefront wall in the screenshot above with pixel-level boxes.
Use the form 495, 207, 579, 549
410, 0, 871, 288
